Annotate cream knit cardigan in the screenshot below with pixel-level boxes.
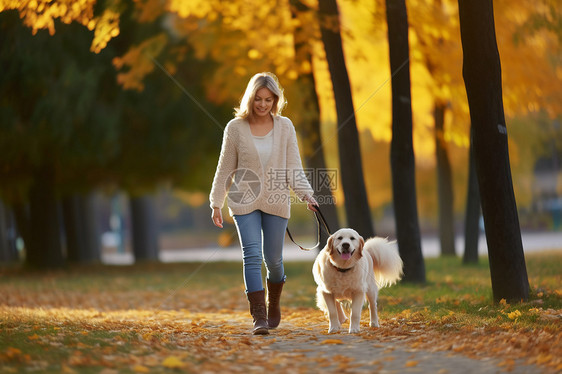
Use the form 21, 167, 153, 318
209, 116, 314, 219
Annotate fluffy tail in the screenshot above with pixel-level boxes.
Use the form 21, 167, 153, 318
364, 237, 404, 288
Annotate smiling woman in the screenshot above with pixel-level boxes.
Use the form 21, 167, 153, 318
209, 72, 319, 335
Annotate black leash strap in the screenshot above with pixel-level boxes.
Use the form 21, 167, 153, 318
286, 205, 332, 251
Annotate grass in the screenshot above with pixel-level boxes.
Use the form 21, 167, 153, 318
0, 251, 560, 373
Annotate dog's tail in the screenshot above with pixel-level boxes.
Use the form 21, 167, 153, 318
364, 237, 404, 288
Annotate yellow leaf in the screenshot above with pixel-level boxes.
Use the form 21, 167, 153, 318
133, 365, 150, 373
499, 299, 507, 305
162, 356, 184, 369
405, 361, 419, 367
28, 334, 40, 340
507, 310, 521, 320
321, 339, 344, 345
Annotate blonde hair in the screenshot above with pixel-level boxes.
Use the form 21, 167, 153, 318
234, 72, 286, 119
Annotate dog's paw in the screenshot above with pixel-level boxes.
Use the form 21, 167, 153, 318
338, 316, 348, 324
370, 320, 380, 328
348, 326, 361, 334
328, 324, 341, 333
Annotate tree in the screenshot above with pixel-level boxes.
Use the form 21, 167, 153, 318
289, 0, 339, 247
407, 0, 464, 257
62, 193, 102, 263
0, 199, 18, 262
130, 195, 159, 261
318, 0, 374, 238
434, 103, 456, 255
457, 0, 529, 302
463, 128, 480, 264
385, 0, 426, 283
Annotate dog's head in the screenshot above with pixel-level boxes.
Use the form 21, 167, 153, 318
326, 228, 364, 265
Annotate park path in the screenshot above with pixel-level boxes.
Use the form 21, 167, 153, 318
224, 318, 547, 374
202, 314, 553, 374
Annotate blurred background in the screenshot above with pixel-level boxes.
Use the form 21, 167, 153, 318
0, 0, 560, 267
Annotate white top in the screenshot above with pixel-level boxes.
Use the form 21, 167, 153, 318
252, 129, 274, 168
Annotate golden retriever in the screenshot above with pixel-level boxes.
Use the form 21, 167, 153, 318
312, 228, 403, 333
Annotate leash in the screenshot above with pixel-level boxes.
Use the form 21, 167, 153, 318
286, 204, 332, 251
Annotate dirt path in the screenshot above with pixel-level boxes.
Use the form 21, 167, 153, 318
253, 319, 547, 374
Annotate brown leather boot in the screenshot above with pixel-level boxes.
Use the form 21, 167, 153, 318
246, 290, 269, 335
266, 279, 285, 329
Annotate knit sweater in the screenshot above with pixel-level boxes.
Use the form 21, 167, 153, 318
209, 116, 314, 219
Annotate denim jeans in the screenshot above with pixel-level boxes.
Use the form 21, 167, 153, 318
233, 210, 288, 293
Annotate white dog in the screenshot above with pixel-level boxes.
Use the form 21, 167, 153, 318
312, 228, 404, 333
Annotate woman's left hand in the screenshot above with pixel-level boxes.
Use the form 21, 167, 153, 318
305, 195, 319, 212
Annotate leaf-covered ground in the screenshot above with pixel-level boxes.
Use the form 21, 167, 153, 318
0, 252, 560, 373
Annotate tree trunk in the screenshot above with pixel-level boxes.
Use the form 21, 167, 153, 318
0, 200, 8, 261
385, 0, 426, 283
463, 127, 480, 264
318, 0, 374, 238
0, 199, 18, 262
12, 201, 30, 254
434, 103, 456, 256
27, 165, 65, 268
290, 0, 340, 248
62, 192, 101, 263
458, 0, 529, 302
62, 194, 85, 262
130, 194, 159, 262
80, 192, 102, 262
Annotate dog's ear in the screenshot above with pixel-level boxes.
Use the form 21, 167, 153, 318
357, 236, 365, 258
326, 235, 334, 255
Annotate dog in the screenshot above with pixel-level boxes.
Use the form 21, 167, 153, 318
312, 228, 403, 333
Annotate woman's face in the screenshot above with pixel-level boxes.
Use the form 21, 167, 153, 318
253, 87, 275, 119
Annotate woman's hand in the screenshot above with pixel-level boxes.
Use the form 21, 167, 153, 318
305, 195, 319, 212
212, 207, 223, 228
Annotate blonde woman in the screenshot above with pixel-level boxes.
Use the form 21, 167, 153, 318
210, 72, 318, 335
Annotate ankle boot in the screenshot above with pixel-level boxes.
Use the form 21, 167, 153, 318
246, 290, 269, 335
266, 279, 285, 329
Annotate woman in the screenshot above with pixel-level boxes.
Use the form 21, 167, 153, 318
210, 72, 317, 335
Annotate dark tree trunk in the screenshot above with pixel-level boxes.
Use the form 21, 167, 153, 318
463, 127, 480, 264
318, 0, 374, 238
290, 0, 340, 248
130, 195, 159, 262
434, 103, 456, 256
458, 0, 529, 302
27, 165, 65, 268
62, 192, 101, 263
63, 194, 85, 262
80, 193, 102, 262
0, 200, 18, 262
12, 201, 30, 253
385, 0, 425, 283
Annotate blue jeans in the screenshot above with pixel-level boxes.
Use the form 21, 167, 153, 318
233, 210, 288, 293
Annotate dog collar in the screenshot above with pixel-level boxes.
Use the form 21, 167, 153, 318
331, 263, 354, 273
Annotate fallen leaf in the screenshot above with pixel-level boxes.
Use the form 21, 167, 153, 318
405, 360, 419, 367
320, 339, 344, 345
133, 364, 150, 373
162, 356, 184, 369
